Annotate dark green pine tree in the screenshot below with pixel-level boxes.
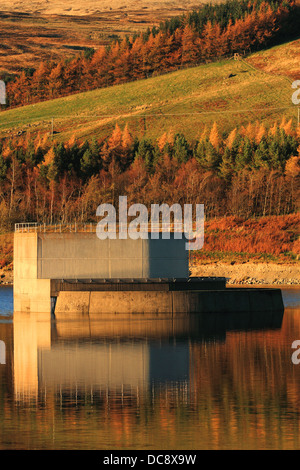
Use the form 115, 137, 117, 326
172, 133, 191, 164
80, 138, 102, 181
135, 139, 155, 173
47, 143, 67, 182
0, 156, 8, 181
194, 138, 220, 170
219, 146, 234, 180
235, 137, 253, 170
253, 138, 269, 169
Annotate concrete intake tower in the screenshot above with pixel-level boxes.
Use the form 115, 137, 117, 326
14, 224, 284, 316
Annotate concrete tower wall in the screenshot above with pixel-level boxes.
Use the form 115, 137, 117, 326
14, 232, 189, 314
37, 232, 189, 279
14, 233, 51, 314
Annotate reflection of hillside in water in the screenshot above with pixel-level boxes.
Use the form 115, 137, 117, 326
8, 308, 300, 449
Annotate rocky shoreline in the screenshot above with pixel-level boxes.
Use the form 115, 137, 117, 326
191, 262, 300, 286
0, 265, 13, 286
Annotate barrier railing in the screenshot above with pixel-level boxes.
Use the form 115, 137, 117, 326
15, 222, 38, 233
15, 222, 198, 233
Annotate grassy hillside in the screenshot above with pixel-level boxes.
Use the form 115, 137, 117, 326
247, 39, 300, 81
0, 51, 297, 143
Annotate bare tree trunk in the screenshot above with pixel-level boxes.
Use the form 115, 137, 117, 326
262, 175, 270, 217
34, 178, 39, 221
8, 157, 15, 219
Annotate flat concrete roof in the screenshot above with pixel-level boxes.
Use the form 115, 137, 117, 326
50, 277, 227, 296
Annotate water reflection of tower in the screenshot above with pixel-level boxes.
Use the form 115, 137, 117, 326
13, 312, 51, 401
13, 313, 193, 404
13, 310, 284, 406
40, 317, 191, 402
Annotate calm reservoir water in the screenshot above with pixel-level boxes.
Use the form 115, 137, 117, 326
0, 286, 300, 450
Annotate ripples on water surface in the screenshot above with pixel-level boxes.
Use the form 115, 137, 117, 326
0, 287, 300, 450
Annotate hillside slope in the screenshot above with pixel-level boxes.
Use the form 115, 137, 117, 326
0, 0, 213, 15
0, 52, 297, 142
0, 10, 182, 74
247, 39, 300, 81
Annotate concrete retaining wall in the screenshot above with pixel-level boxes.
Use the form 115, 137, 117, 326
54, 288, 284, 318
